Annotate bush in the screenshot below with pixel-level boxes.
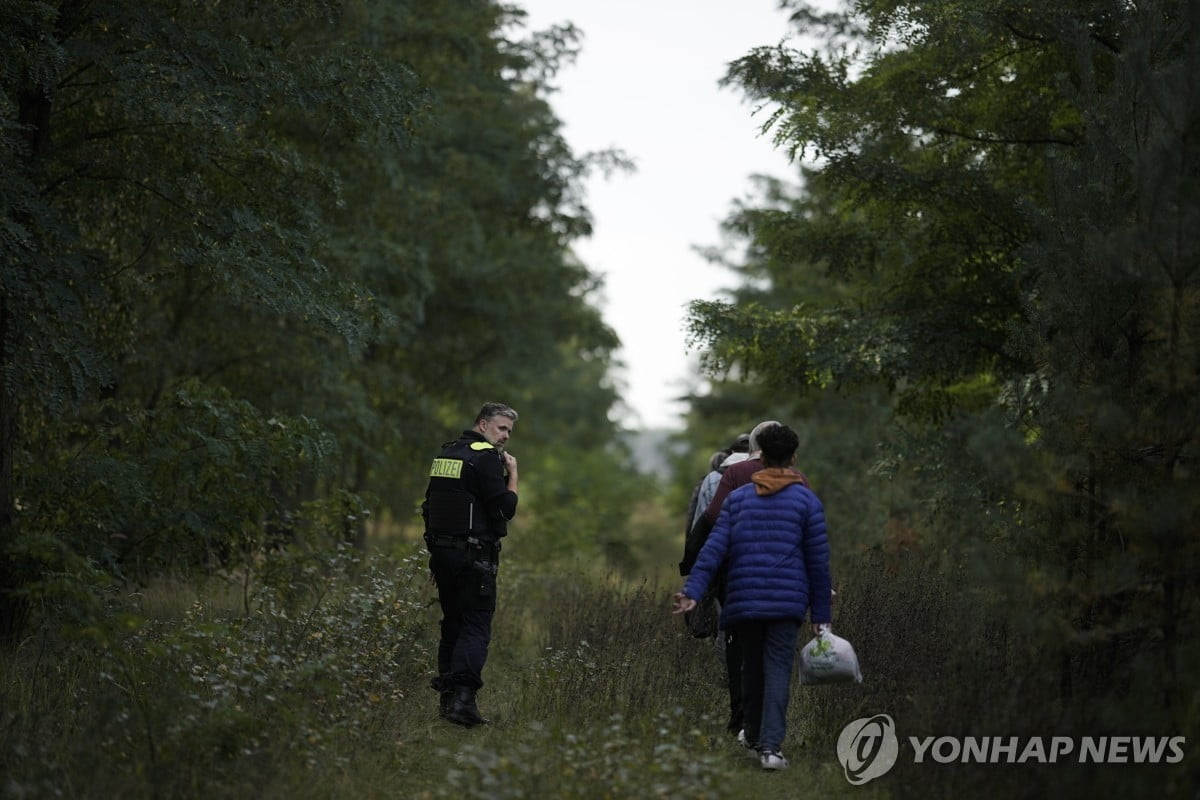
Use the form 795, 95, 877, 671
0, 545, 434, 798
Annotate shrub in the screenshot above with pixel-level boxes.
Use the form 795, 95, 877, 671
0, 546, 434, 797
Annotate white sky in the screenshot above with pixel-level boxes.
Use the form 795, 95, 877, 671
515, 0, 812, 430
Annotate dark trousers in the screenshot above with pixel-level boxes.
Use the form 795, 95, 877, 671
714, 572, 743, 734
429, 545, 497, 691
724, 626, 744, 733
736, 619, 800, 752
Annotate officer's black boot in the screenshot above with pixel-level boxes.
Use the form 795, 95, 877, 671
445, 685, 489, 728
432, 674, 454, 719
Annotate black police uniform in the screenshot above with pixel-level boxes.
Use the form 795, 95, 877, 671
422, 429, 517, 726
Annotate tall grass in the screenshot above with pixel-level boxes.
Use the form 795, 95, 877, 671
0, 545, 862, 799
3, 540, 1193, 798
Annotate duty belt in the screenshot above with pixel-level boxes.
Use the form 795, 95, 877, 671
425, 534, 500, 555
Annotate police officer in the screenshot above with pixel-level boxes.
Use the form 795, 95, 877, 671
422, 402, 519, 727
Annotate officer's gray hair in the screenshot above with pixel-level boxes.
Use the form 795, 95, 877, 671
475, 402, 519, 425
748, 419, 782, 455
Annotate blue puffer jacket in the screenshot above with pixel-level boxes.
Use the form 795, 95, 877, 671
683, 468, 832, 627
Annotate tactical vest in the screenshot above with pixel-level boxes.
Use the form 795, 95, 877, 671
425, 437, 499, 537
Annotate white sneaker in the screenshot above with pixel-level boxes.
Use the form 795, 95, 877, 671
760, 750, 789, 770
737, 729, 759, 758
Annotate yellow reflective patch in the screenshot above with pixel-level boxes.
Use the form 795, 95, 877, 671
470, 442, 495, 451
429, 458, 463, 479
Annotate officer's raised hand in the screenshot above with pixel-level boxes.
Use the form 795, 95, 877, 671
502, 452, 518, 491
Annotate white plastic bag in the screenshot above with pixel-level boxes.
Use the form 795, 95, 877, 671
799, 625, 863, 685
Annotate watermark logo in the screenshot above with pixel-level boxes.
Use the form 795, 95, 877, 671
837, 714, 899, 785
909, 735, 1186, 765
835, 715, 1187, 786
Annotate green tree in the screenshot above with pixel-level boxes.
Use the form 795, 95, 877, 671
1000, 0, 1200, 708
3, 0, 418, 634
0, 0, 634, 638
691, 0, 1096, 418
313, 2, 634, 555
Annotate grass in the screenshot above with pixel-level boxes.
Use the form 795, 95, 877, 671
0, 548, 868, 799
3, 542, 1194, 798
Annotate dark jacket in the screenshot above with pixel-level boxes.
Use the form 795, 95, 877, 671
684, 468, 832, 628
422, 430, 517, 542
704, 458, 810, 525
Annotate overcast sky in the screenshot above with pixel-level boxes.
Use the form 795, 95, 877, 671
515, 0, 808, 430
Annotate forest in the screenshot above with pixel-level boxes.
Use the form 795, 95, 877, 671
1, 1, 1197, 798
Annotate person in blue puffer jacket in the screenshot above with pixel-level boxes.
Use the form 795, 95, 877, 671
672, 422, 832, 771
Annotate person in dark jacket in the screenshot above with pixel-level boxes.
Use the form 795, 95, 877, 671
423, 402, 520, 727
688, 432, 751, 532
680, 433, 750, 640
701, 422, 809, 529
673, 423, 831, 771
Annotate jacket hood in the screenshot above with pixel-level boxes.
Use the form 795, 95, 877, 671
719, 452, 751, 471
752, 467, 807, 496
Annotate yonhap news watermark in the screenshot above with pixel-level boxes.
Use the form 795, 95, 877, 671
836, 714, 1188, 786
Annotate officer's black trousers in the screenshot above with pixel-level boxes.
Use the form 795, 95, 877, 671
429, 545, 496, 691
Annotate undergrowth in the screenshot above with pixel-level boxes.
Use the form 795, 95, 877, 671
4, 541, 1192, 799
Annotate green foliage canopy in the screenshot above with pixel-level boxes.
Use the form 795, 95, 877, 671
0, 0, 636, 638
